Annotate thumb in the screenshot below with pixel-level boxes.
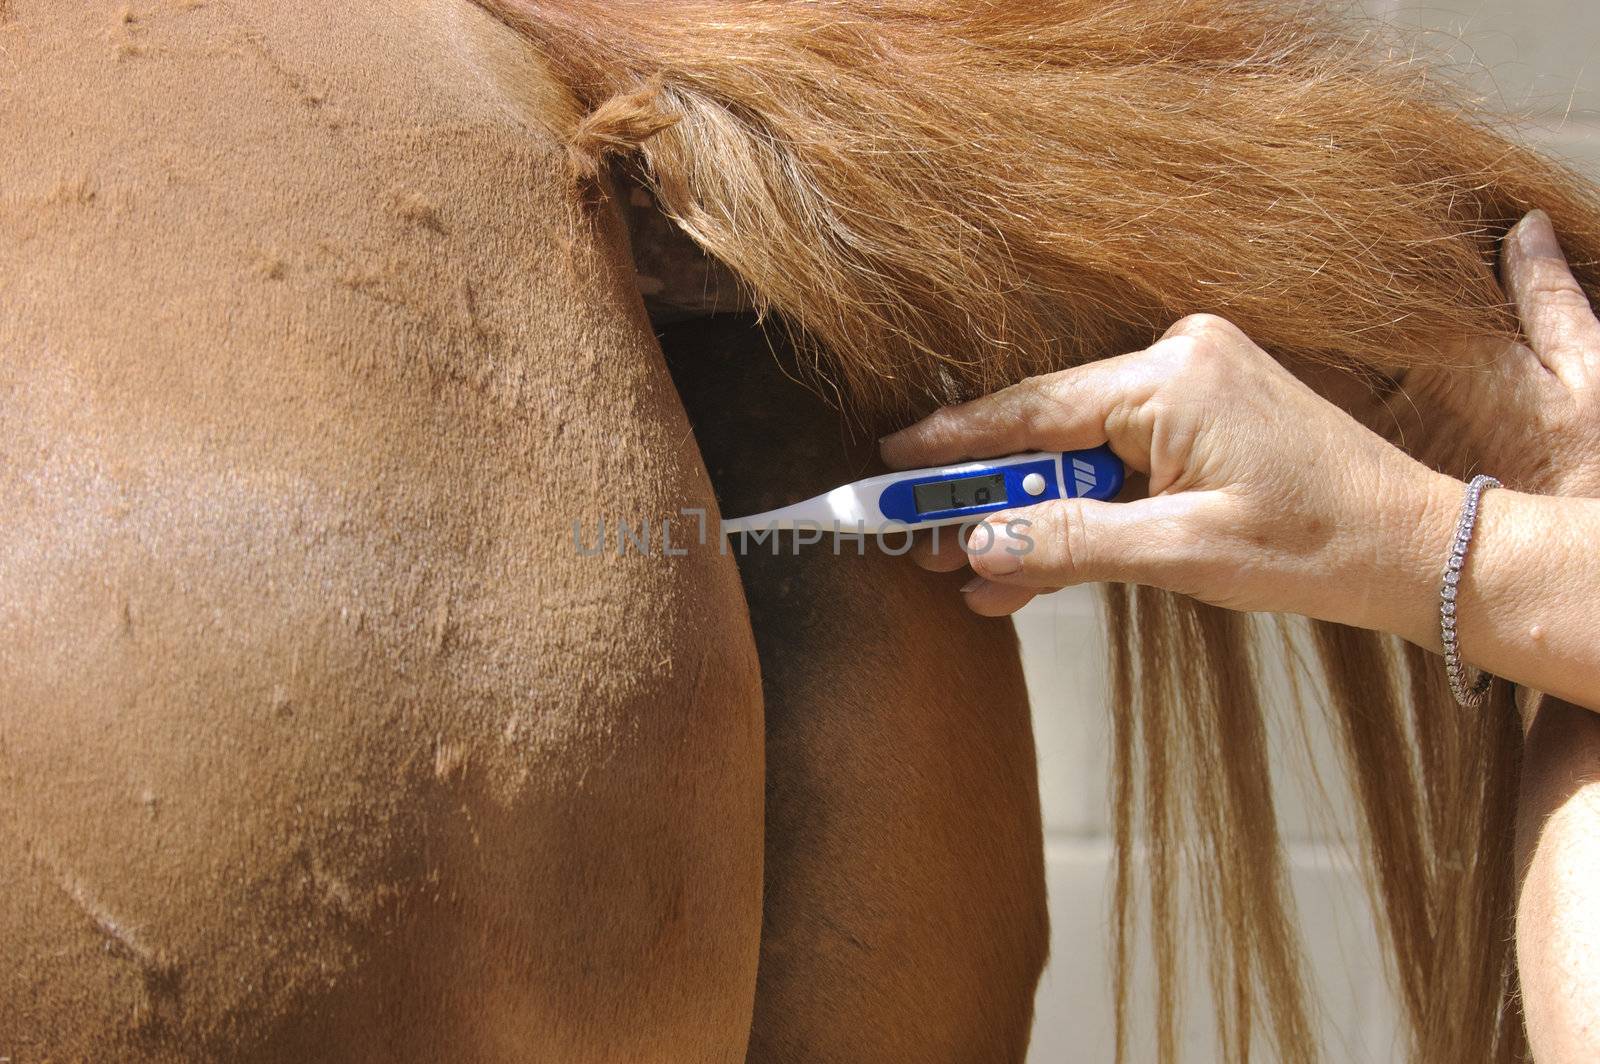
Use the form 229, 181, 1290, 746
1502, 209, 1600, 387
964, 494, 1210, 589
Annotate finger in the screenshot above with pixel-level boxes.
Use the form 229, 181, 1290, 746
879, 350, 1161, 470
958, 577, 1040, 617
909, 526, 973, 572
963, 493, 1209, 589
1503, 209, 1600, 387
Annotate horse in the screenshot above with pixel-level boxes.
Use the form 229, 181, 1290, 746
3, 2, 1598, 1061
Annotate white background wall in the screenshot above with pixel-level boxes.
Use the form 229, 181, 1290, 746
1022, 2, 1600, 1058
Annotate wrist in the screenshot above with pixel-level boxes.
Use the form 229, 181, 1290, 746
1354, 467, 1463, 648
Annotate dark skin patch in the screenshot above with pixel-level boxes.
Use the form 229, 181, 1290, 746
662, 315, 1050, 1062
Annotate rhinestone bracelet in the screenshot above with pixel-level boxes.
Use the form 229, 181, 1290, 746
1440, 474, 1501, 708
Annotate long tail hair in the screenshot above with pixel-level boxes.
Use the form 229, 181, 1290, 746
480, 1, 1600, 1059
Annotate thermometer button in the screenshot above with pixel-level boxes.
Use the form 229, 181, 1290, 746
1022, 472, 1047, 497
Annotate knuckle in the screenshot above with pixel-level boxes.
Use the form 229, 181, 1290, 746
1051, 502, 1092, 579
1017, 383, 1062, 437
1021, 367, 1088, 428
1540, 341, 1589, 376
1152, 334, 1203, 377
1167, 312, 1240, 343
1032, 369, 1072, 404
1524, 277, 1600, 329
1152, 330, 1231, 391
1140, 390, 1178, 426
1534, 322, 1596, 358
1525, 272, 1588, 307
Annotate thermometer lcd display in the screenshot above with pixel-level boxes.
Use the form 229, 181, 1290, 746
913, 473, 1007, 515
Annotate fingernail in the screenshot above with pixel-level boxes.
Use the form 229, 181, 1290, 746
1516, 209, 1562, 261
970, 525, 1024, 575
960, 576, 985, 593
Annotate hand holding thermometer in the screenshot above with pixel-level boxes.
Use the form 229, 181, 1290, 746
721, 445, 1125, 536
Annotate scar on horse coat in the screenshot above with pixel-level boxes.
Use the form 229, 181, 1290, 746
3, 0, 1600, 1062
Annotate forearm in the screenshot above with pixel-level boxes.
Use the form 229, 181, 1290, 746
1517, 698, 1600, 1063
1383, 475, 1600, 714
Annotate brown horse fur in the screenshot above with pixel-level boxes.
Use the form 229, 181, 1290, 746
476, 1, 1600, 1061
660, 314, 1050, 1062
6, 4, 1062, 1061
1, 2, 772, 1059
6, 0, 1599, 1059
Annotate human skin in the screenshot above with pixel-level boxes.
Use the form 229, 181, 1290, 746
882, 210, 1600, 1061
880, 219, 1600, 710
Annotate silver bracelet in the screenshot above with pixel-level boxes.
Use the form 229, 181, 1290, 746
1440, 474, 1501, 708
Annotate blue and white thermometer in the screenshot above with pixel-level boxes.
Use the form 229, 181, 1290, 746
721, 445, 1125, 536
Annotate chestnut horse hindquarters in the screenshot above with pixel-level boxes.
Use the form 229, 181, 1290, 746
663, 316, 1050, 1063
0, 2, 762, 1061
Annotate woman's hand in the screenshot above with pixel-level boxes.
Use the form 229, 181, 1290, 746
1390, 210, 1600, 497
880, 313, 1459, 642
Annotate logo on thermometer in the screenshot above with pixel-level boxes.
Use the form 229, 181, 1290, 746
1071, 456, 1099, 496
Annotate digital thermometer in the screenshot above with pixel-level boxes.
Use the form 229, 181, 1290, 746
721, 445, 1125, 536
